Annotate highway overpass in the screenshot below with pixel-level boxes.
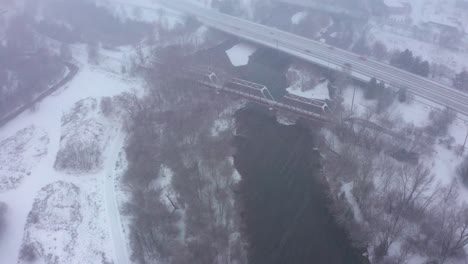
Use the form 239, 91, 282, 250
155, 0, 468, 117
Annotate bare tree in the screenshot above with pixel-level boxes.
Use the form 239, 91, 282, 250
420, 182, 468, 263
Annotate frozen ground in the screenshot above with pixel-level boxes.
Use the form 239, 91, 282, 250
0, 46, 139, 263
226, 43, 257, 67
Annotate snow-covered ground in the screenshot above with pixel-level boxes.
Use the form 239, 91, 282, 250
0, 45, 140, 263
291, 11, 308, 25
225, 43, 257, 67
0, 126, 49, 192
342, 84, 468, 199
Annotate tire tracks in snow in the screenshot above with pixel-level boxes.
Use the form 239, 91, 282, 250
104, 129, 131, 264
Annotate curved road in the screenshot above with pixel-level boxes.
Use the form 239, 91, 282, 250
0, 62, 79, 128
155, 0, 468, 116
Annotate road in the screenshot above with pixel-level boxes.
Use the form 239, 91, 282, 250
104, 129, 131, 264
0, 61, 79, 128
155, 0, 468, 116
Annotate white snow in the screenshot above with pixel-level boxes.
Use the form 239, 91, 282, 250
341, 182, 364, 223
287, 80, 330, 101
291, 11, 308, 25
211, 119, 230, 137
225, 43, 257, 67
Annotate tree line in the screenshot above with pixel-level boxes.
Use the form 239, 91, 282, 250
0, 14, 64, 118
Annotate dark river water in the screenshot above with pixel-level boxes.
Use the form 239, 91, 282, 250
233, 106, 367, 264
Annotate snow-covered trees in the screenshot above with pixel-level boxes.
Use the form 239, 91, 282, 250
425, 107, 456, 137
325, 116, 468, 263
121, 45, 246, 263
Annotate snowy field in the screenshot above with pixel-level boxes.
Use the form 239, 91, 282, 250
0, 46, 140, 263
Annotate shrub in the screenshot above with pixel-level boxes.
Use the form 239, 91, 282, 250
425, 108, 456, 137
100, 97, 113, 117
55, 141, 102, 172
19, 244, 38, 262
398, 87, 407, 103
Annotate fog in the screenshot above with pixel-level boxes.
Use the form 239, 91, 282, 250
1, 0, 468, 263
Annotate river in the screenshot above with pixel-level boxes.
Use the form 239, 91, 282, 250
233, 106, 367, 264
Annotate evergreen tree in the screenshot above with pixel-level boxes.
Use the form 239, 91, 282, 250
365, 77, 378, 100
453, 71, 468, 91
419, 60, 430, 77
398, 87, 407, 103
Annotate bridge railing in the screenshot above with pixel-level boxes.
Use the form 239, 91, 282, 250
179, 65, 330, 121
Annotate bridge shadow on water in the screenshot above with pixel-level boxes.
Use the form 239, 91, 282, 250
233, 106, 368, 264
